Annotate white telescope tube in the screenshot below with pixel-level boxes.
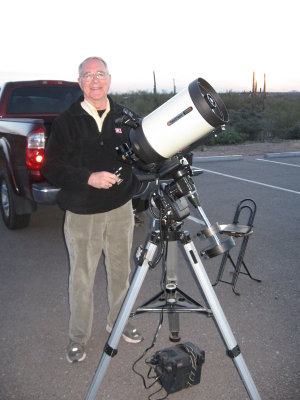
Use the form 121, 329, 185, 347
130, 78, 228, 164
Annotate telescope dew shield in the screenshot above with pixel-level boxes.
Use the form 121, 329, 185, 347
130, 78, 229, 164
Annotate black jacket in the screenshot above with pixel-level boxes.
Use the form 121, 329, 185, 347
41, 96, 140, 214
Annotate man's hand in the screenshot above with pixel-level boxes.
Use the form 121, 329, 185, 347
88, 171, 119, 189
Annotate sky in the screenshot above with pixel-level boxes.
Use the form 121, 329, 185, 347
1, 0, 299, 93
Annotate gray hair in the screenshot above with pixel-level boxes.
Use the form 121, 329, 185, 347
78, 57, 109, 76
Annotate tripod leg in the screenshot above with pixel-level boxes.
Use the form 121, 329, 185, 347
85, 240, 158, 400
183, 238, 261, 400
165, 241, 180, 341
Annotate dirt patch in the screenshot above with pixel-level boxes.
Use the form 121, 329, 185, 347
193, 140, 300, 157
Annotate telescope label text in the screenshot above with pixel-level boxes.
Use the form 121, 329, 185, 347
167, 106, 193, 126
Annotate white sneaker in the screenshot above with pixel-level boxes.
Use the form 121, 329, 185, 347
106, 323, 143, 344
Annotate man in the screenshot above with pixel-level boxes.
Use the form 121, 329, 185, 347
41, 56, 143, 363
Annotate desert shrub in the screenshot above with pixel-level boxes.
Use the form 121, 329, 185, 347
285, 123, 300, 139
210, 128, 249, 145
111, 91, 173, 116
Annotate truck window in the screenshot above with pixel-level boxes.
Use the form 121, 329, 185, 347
6, 85, 83, 115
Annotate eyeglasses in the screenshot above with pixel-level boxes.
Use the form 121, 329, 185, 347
80, 71, 108, 82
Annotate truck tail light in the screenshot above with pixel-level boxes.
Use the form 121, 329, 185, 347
26, 128, 45, 170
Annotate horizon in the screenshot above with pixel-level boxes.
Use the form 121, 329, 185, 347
0, 72, 299, 95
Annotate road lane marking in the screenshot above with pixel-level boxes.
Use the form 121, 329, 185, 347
200, 169, 300, 195
256, 158, 300, 168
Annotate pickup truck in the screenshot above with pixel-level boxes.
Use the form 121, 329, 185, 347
0, 80, 84, 229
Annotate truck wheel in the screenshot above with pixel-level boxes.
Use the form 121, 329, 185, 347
0, 172, 31, 229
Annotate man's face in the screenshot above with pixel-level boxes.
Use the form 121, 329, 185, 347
78, 59, 111, 108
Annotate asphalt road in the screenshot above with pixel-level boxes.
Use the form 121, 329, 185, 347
0, 153, 299, 400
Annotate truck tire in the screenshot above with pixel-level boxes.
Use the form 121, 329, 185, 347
0, 172, 31, 229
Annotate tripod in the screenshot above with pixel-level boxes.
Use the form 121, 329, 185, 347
85, 161, 261, 400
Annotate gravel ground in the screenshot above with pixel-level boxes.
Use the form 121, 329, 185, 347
194, 140, 300, 157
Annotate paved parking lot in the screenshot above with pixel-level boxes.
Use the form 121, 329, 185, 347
0, 153, 299, 400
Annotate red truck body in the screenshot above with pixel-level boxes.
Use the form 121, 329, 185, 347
0, 80, 82, 228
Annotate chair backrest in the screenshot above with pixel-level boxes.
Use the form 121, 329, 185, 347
233, 199, 257, 227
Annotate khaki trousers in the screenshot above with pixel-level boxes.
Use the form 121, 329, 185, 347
64, 200, 134, 344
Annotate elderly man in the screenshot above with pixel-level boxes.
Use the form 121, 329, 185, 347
42, 56, 143, 363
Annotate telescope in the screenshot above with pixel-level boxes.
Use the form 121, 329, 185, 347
117, 77, 228, 167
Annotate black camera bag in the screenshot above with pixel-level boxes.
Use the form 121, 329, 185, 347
153, 342, 205, 394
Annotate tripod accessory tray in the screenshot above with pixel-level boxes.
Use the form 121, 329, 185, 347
218, 224, 253, 237
152, 342, 205, 394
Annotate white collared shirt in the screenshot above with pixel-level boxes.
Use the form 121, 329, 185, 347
81, 99, 110, 133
